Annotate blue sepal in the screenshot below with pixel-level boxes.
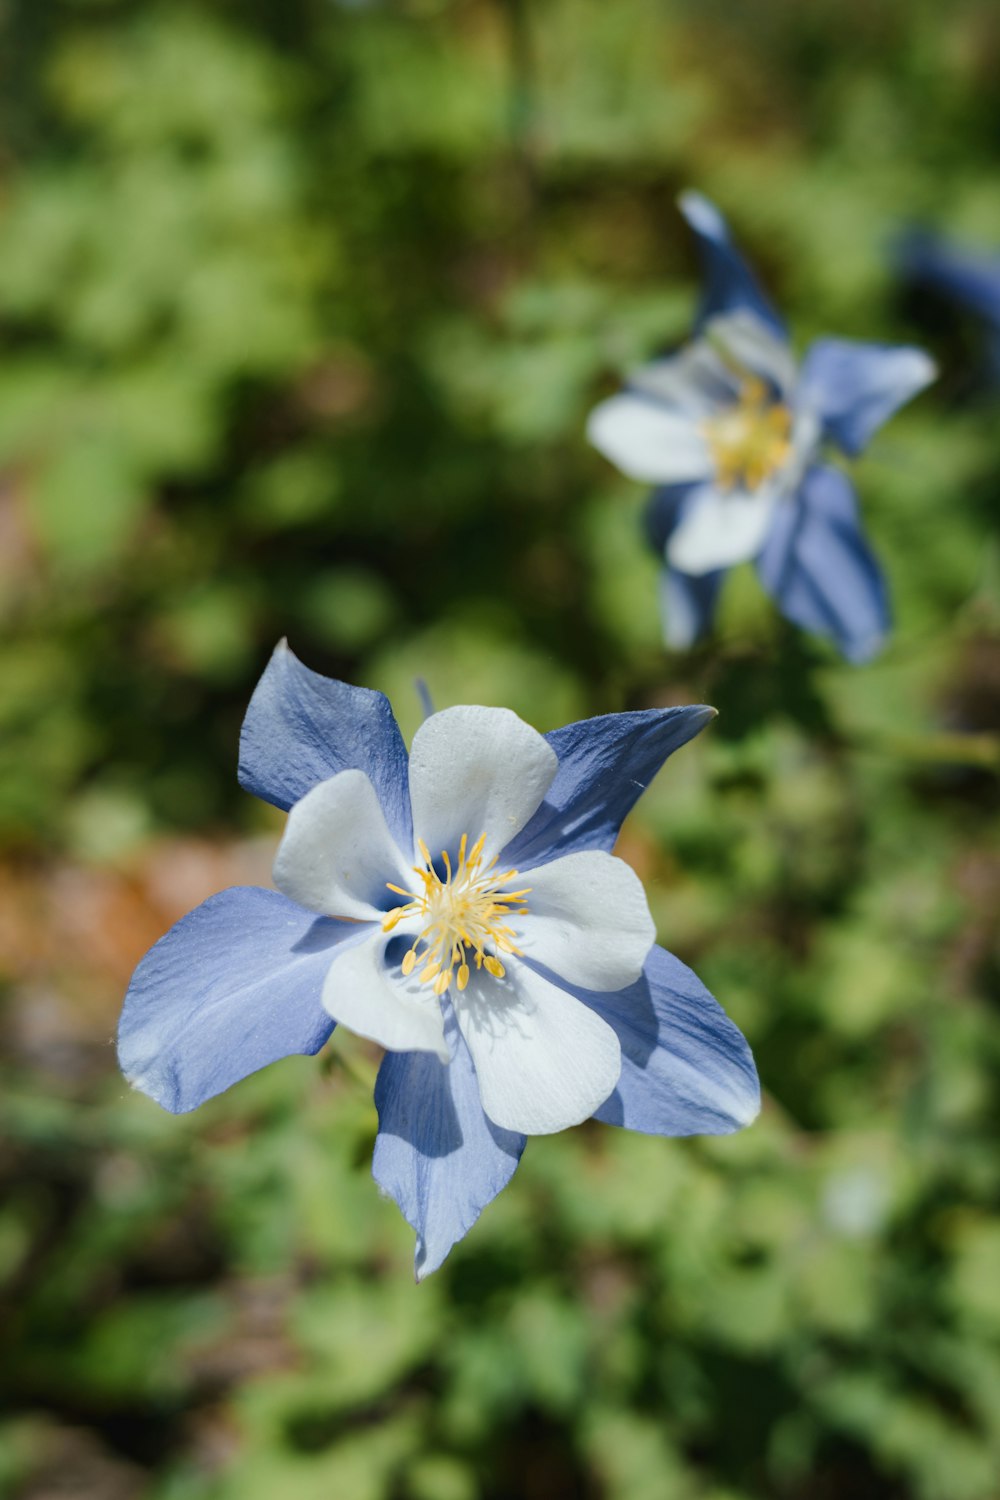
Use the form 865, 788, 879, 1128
678, 190, 785, 339
239, 640, 412, 850
756, 465, 889, 664
587, 944, 760, 1135
504, 705, 715, 867
799, 337, 935, 457
372, 1007, 525, 1279
118, 886, 360, 1114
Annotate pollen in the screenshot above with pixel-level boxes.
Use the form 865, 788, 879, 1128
381, 833, 530, 996
702, 376, 792, 492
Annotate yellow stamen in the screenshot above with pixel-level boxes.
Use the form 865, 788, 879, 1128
381, 831, 529, 995
702, 376, 792, 492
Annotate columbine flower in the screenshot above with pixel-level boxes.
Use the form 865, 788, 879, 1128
588, 192, 937, 662
119, 641, 759, 1277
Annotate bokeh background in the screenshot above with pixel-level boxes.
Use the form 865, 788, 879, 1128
2, 1, 1000, 1496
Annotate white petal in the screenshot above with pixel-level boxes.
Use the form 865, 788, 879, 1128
273, 769, 410, 921
408, 705, 557, 864
515, 850, 655, 992
667, 486, 779, 575
628, 342, 740, 417
587, 394, 713, 484
322, 929, 448, 1060
455, 962, 621, 1134
706, 309, 797, 396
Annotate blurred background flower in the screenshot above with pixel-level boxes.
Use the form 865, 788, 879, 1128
1, 2, 1000, 1499
899, 231, 1000, 376
587, 193, 935, 659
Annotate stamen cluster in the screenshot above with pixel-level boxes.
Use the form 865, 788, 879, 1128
703, 375, 792, 491
382, 833, 531, 997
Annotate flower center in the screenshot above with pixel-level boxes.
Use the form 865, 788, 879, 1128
381, 833, 531, 997
702, 376, 792, 491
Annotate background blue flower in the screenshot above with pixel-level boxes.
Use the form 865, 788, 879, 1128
899, 231, 1000, 376
589, 194, 936, 662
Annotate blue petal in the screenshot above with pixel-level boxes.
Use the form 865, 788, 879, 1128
756, 465, 889, 664
586, 945, 759, 1135
239, 641, 412, 850
373, 1007, 525, 1279
660, 565, 725, 650
644, 482, 697, 551
898, 231, 1000, 331
119, 886, 359, 1113
678, 190, 785, 338
799, 337, 936, 457
645, 485, 725, 648
503, 705, 716, 868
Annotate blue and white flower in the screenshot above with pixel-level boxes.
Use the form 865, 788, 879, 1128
588, 192, 937, 662
118, 641, 759, 1277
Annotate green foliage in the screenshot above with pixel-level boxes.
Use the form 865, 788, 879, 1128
1, 1, 999, 1497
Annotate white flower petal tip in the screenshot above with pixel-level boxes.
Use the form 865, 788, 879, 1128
408, 704, 558, 864
668, 488, 779, 575
516, 850, 656, 993
456, 965, 622, 1136
322, 933, 449, 1062
273, 768, 409, 921
586, 395, 713, 485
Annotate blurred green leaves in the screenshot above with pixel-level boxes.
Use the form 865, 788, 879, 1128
0, 0, 999, 1497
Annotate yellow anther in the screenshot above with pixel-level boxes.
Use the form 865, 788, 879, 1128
702, 376, 792, 492
385, 831, 528, 996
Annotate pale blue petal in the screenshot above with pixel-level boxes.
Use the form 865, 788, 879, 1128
799, 338, 936, 456
586, 944, 759, 1135
372, 1007, 525, 1279
119, 886, 360, 1114
756, 465, 889, 663
678, 190, 785, 339
239, 641, 412, 850
503, 704, 715, 867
